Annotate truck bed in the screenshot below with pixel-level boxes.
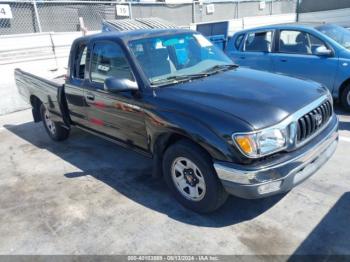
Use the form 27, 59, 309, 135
15, 68, 65, 91
14, 68, 69, 126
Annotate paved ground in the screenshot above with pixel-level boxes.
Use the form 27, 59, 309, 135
0, 106, 349, 255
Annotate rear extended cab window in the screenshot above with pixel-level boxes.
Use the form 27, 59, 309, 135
73, 43, 87, 80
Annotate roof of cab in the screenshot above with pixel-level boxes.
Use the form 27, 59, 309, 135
75, 28, 195, 44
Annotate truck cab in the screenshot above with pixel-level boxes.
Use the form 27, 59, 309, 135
65, 33, 150, 154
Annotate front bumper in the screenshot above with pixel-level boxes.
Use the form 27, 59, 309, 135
214, 115, 339, 199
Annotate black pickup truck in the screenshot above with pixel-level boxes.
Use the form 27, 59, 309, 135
15, 29, 339, 213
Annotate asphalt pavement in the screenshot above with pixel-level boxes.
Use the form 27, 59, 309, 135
0, 106, 349, 255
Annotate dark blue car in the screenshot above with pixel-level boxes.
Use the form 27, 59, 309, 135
226, 23, 350, 110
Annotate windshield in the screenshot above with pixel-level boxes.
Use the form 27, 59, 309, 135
316, 24, 350, 49
128, 33, 235, 86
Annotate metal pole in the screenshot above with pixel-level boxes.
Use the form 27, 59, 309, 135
79, 17, 89, 36
49, 32, 59, 70
32, 0, 42, 32
128, 2, 133, 19
192, 1, 196, 23
270, 0, 273, 16
296, 0, 300, 22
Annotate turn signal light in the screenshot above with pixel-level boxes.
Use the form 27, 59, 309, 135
235, 136, 255, 155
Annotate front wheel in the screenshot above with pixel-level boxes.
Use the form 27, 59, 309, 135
341, 84, 350, 112
163, 140, 228, 213
40, 104, 70, 141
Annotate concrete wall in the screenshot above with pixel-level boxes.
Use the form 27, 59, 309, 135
126, 1, 298, 25
0, 31, 88, 116
190, 13, 297, 35
0, 32, 86, 65
131, 3, 193, 26
0, 58, 68, 116
299, 8, 350, 27
299, 0, 350, 13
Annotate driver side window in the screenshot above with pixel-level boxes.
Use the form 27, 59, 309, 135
279, 30, 329, 55
279, 30, 311, 54
90, 42, 134, 86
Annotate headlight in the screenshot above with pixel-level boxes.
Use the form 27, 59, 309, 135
233, 127, 288, 158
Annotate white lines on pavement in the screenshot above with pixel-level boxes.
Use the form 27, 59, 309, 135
340, 136, 350, 143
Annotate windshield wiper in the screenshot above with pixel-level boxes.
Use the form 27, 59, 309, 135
150, 64, 238, 87
150, 73, 209, 86
203, 64, 238, 75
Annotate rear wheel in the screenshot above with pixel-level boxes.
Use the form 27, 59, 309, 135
341, 84, 350, 112
163, 140, 228, 213
40, 104, 69, 141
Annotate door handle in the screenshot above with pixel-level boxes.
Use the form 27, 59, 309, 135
86, 93, 95, 101
239, 56, 246, 59
280, 59, 288, 62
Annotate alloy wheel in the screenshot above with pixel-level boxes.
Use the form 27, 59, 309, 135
171, 157, 206, 202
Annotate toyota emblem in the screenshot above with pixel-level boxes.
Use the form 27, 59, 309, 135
314, 113, 323, 126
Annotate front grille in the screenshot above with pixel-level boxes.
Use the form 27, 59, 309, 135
297, 100, 333, 143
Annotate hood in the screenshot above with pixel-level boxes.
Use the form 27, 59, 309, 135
156, 68, 328, 130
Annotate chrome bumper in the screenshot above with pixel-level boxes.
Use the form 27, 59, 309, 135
214, 115, 338, 199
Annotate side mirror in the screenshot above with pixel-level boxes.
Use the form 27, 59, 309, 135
104, 77, 138, 93
314, 46, 332, 56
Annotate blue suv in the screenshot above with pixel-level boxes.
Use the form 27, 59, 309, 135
226, 23, 350, 110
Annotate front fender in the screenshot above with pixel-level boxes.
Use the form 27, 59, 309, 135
145, 109, 244, 163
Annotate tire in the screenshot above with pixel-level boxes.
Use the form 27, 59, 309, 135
341, 84, 350, 112
162, 139, 228, 213
40, 104, 70, 141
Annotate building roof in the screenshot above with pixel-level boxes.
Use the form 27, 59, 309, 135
102, 18, 178, 32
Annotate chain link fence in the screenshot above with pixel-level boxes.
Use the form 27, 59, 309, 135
0, 0, 298, 35
0, 0, 119, 34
